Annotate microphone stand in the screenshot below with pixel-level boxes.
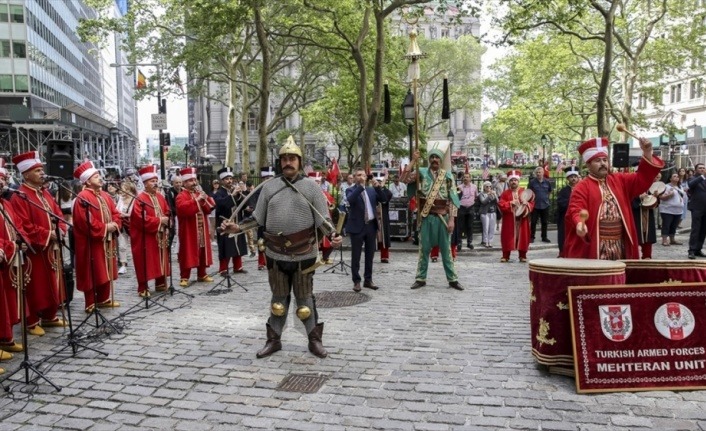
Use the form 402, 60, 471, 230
119, 193, 173, 316
0, 202, 61, 392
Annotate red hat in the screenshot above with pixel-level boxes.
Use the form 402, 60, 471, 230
180, 167, 197, 181
0, 159, 7, 179
12, 151, 42, 174
578, 137, 610, 163
507, 170, 521, 181
139, 165, 158, 182
308, 171, 322, 181
73, 161, 99, 184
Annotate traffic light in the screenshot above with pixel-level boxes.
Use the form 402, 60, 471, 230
159, 132, 171, 147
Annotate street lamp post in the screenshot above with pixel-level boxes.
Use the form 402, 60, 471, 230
484, 138, 490, 167
268, 137, 276, 166
669, 133, 677, 170
540, 134, 548, 168
110, 62, 167, 182
447, 130, 454, 156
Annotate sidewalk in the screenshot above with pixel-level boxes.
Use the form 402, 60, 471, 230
0, 211, 701, 430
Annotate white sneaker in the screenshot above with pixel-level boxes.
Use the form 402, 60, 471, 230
118, 265, 126, 275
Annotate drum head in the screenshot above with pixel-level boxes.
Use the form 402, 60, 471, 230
648, 181, 666, 196
641, 195, 657, 207
515, 204, 527, 218
521, 188, 534, 202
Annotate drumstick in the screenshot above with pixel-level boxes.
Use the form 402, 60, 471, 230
616, 123, 639, 141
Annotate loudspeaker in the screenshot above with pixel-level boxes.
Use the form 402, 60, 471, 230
46, 140, 74, 179
196, 165, 215, 195
612, 143, 630, 168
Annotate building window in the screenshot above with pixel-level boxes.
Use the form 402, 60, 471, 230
690, 80, 703, 99
0, 75, 13, 92
0, 5, 7, 22
670, 84, 682, 103
248, 112, 258, 131
429, 25, 437, 40
10, 5, 23, 23
0, 41, 9, 57
14, 75, 27, 92
12, 41, 25, 58
638, 94, 648, 109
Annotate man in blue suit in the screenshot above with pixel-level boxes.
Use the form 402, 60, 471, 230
346, 168, 389, 292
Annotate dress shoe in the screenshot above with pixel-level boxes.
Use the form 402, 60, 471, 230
431, 257, 438, 263
363, 281, 379, 290
696, 251, 706, 257
0, 342, 23, 353
155, 284, 167, 292
98, 300, 121, 308
233, 268, 248, 274
85, 305, 95, 314
500, 258, 509, 263
42, 318, 67, 327
410, 281, 426, 289
519, 257, 528, 263
541, 238, 551, 243
353, 283, 361, 292
448, 281, 464, 291
198, 275, 214, 282
380, 258, 389, 263
689, 252, 696, 260
138, 290, 151, 298
28, 326, 45, 336
467, 244, 474, 250
0, 350, 12, 361
179, 279, 189, 287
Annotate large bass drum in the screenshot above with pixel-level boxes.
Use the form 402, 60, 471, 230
528, 258, 626, 376
622, 259, 706, 285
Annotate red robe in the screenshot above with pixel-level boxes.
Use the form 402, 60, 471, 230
176, 189, 214, 271
497, 187, 535, 253
11, 184, 66, 325
130, 191, 171, 285
563, 156, 664, 259
72, 189, 122, 305
0, 200, 20, 341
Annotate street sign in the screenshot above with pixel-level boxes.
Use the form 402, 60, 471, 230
151, 113, 167, 130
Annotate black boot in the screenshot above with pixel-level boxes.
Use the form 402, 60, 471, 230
307, 323, 328, 358
256, 323, 282, 358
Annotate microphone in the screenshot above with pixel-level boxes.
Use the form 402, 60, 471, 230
42, 175, 66, 182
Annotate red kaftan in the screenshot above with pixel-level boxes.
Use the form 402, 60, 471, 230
130, 191, 171, 286
176, 189, 214, 272
0, 200, 20, 341
497, 187, 535, 254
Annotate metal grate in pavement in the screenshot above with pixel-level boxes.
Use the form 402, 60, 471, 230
276, 374, 328, 393
315, 290, 370, 308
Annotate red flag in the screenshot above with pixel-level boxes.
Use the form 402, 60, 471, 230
481, 161, 489, 180
328, 159, 340, 186
136, 69, 147, 89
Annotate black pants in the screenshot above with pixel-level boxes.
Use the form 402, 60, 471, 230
689, 209, 706, 253
531, 207, 549, 240
458, 206, 474, 246
350, 223, 377, 284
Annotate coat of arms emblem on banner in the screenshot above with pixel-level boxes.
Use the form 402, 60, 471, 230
599, 305, 632, 341
654, 302, 695, 340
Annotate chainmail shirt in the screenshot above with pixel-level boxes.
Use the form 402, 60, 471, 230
253, 175, 332, 261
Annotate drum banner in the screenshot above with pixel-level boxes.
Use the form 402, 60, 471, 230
569, 282, 706, 393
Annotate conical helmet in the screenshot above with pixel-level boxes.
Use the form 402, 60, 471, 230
278, 135, 302, 157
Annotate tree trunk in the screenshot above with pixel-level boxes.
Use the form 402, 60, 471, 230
254, 7, 270, 172
595, 1, 617, 137
225, 59, 238, 169
241, 78, 250, 174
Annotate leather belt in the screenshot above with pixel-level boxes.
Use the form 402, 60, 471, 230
263, 227, 315, 255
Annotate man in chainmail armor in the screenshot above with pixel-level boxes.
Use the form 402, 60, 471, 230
221, 136, 341, 358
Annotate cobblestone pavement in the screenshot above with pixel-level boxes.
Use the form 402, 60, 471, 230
0, 227, 705, 430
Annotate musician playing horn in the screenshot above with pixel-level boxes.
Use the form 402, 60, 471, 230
72, 161, 122, 312
564, 136, 664, 260
10, 151, 67, 335
175, 167, 215, 287
213, 167, 248, 275
220, 136, 341, 359
129, 165, 171, 297
498, 170, 534, 263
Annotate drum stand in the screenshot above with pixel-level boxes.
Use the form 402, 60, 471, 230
324, 245, 349, 275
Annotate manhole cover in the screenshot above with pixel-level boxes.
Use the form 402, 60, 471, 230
276, 374, 328, 393
315, 290, 370, 308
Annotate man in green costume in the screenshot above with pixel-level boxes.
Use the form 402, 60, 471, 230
400, 141, 463, 291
